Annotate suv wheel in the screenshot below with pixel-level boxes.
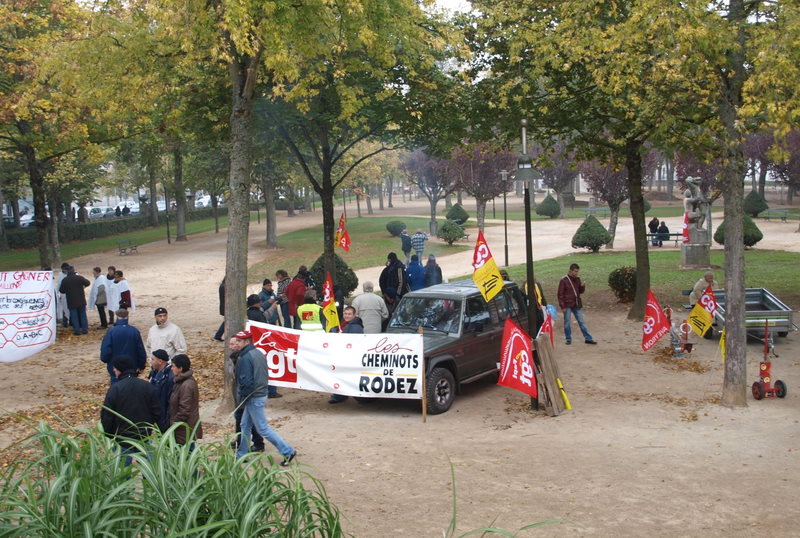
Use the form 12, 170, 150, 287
426, 367, 455, 414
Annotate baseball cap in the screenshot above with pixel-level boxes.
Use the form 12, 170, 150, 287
234, 330, 252, 339
154, 307, 168, 316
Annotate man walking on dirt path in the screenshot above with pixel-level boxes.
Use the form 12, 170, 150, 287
557, 263, 597, 346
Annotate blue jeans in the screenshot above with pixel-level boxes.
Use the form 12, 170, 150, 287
563, 307, 593, 343
236, 396, 293, 459
68, 306, 88, 334
280, 303, 291, 328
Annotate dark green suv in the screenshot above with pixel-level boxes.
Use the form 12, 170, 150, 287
385, 280, 528, 414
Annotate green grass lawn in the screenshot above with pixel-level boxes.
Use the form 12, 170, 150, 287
248, 216, 471, 281
491, 249, 800, 310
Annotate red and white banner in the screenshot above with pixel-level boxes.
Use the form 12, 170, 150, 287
498, 318, 537, 398
247, 320, 424, 399
642, 289, 670, 351
0, 271, 56, 362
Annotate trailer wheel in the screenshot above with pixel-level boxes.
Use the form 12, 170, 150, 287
777, 331, 788, 337
775, 380, 787, 398
752, 382, 766, 400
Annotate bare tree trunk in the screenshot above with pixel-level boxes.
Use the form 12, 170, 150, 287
356, 192, 362, 217
220, 51, 261, 414
429, 197, 439, 235
174, 145, 188, 241
476, 199, 487, 230
148, 162, 159, 227
606, 207, 619, 249
47, 196, 61, 269
263, 177, 277, 248
386, 176, 394, 208
720, 0, 748, 408
757, 157, 768, 198
376, 183, 384, 210
666, 159, 675, 201
625, 140, 650, 321
366, 186, 374, 214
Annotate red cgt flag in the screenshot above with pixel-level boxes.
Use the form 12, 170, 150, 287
498, 318, 537, 398
334, 214, 351, 252
536, 312, 555, 347
681, 212, 690, 243
642, 289, 671, 351
322, 272, 340, 331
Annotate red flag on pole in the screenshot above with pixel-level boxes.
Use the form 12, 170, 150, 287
681, 212, 690, 243
642, 289, 671, 351
334, 214, 351, 252
322, 272, 339, 331
536, 312, 555, 347
498, 318, 537, 398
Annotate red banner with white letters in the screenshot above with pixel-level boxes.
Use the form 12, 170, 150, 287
498, 318, 537, 398
642, 289, 670, 351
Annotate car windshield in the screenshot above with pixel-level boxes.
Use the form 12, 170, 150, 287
388, 297, 462, 334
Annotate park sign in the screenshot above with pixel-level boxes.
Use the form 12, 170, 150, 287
246, 320, 424, 399
0, 271, 56, 362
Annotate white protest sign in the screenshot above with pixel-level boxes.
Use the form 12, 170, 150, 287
0, 271, 57, 362
247, 321, 424, 400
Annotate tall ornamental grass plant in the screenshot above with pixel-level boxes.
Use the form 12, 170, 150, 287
0, 422, 342, 537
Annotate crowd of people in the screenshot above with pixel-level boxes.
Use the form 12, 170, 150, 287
55, 264, 135, 335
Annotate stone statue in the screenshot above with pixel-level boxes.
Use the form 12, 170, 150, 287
683, 177, 711, 237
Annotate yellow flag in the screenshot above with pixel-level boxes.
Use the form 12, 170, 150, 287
687, 303, 713, 338
719, 328, 726, 363
322, 272, 340, 332
471, 230, 504, 302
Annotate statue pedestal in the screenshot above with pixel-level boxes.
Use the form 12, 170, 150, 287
681, 242, 711, 269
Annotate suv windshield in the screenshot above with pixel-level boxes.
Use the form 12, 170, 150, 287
388, 297, 463, 334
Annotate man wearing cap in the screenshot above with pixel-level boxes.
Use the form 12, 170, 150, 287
232, 330, 296, 465
246, 295, 268, 324
101, 355, 164, 462
101, 309, 147, 385
148, 349, 174, 427
258, 279, 279, 324
146, 307, 187, 359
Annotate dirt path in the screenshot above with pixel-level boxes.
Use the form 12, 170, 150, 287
1, 198, 799, 536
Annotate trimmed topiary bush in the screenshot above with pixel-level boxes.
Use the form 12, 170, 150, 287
536, 194, 561, 218
385, 220, 406, 237
608, 266, 637, 302
714, 214, 763, 247
743, 190, 769, 217
571, 215, 612, 253
309, 253, 359, 297
438, 219, 465, 245
445, 203, 469, 225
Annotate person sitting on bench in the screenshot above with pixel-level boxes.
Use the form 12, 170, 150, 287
656, 221, 670, 247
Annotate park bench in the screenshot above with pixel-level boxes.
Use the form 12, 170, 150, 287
762, 209, 789, 222
581, 207, 609, 218
459, 232, 471, 242
646, 233, 684, 247
117, 239, 139, 256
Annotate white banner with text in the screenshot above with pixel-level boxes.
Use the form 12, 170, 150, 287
0, 271, 56, 363
246, 321, 424, 400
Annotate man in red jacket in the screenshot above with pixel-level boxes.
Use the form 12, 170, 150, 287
557, 263, 597, 346
286, 267, 310, 330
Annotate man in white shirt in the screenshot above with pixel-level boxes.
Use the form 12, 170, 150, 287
146, 307, 187, 358
88, 266, 109, 329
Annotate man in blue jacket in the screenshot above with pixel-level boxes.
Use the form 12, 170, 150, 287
233, 330, 296, 465
100, 309, 147, 385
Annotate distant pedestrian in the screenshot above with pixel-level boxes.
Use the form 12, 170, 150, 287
106, 266, 117, 325
168, 354, 202, 448
275, 270, 292, 328
379, 252, 409, 299
59, 265, 91, 335
399, 229, 412, 265
55, 263, 70, 328
232, 330, 296, 465
648, 216, 660, 246
352, 281, 388, 334
148, 349, 174, 427
411, 229, 429, 259
88, 266, 109, 329
114, 205, 122, 217
406, 254, 425, 291
656, 221, 670, 247
424, 254, 443, 288
258, 279, 279, 324
101, 309, 147, 384
557, 263, 597, 345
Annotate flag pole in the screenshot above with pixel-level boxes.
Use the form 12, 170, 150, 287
524, 186, 539, 412
419, 325, 427, 422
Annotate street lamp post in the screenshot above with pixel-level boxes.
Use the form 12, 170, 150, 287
500, 170, 509, 267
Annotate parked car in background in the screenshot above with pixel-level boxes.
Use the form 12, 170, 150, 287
87, 206, 113, 220
18, 214, 35, 227
385, 280, 528, 414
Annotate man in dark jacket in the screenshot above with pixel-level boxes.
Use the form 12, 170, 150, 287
329, 306, 364, 404
379, 252, 408, 298
406, 255, 426, 291
233, 330, 296, 465
101, 309, 147, 385
59, 265, 91, 335
148, 349, 174, 428
100, 355, 163, 462
246, 294, 267, 323
556, 263, 597, 345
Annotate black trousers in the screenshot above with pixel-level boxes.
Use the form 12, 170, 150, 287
96, 304, 108, 328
